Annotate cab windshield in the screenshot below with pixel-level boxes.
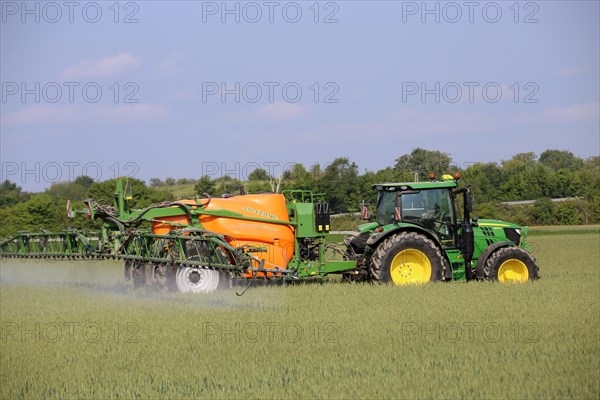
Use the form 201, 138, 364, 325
401, 188, 454, 240
375, 188, 455, 241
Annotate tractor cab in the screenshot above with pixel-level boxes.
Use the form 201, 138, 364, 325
371, 175, 466, 246
374, 181, 457, 243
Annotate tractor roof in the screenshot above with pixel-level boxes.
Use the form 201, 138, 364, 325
372, 181, 458, 191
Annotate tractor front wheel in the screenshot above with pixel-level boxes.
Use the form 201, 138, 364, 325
370, 232, 445, 285
482, 247, 539, 283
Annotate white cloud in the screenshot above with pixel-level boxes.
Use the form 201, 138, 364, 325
221, 102, 308, 122
91, 104, 170, 122
510, 102, 600, 124
229, 108, 498, 152
1, 104, 75, 125
151, 54, 183, 77
540, 102, 600, 122
387, 109, 495, 137
167, 89, 196, 101
293, 109, 496, 144
2, 103, 169, 126
59, 53, 139, 79
256, 102, 306, 121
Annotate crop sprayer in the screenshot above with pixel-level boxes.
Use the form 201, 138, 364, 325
0, 174, 539, 293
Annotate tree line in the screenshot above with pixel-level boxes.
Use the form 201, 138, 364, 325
1, 149, 598, 237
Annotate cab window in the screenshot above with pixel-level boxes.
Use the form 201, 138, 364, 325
400, 189, 454, 240
376, 191, 397, 226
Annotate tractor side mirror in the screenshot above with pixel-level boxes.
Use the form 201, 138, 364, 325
465, 190, 473, 213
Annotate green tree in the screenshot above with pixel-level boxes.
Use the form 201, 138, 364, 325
539, 149, 583, 171
0, 194, 64, 237
310, 164, 323, 180
281, 163, 318, 192
45, 181, 88, 202
394, 148, 452, 181
530, 198, 556, 225
501, 152, 537, 171
218, 176, 242, 196
320, 157, 359, 212
0, 180, 26, 208
462, 162, 503, 203
357, 167, 395, 206
523, 164, 552, 199
248, 168, 270, 181
246, 181, 272, 193
547, 168, 576, 198
194, 176, 216, 196
285, 163, 310, 181
74, 176, 94, 190
149, 178, 164, 187
499, 153, 538, 201
555, 200, 583, 225
87, 178, 171, 209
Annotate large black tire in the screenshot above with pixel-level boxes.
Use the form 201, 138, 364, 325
131, 262, 146, 288
370, 232, 446, 285
481, 246, 539, 282
154, 264, 174, 292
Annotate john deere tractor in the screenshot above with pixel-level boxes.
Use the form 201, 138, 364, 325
344, 173, 540, 284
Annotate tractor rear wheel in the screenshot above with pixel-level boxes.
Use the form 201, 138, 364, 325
370, 232, 445, 285
482, 247, 539, 282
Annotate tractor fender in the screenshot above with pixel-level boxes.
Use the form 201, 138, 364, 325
474, 241, 515, 279
366, 225, 440, 248
367, 224, 442, 248
366, 225, 452, 279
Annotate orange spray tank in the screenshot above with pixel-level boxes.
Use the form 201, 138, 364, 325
151, 193, 295, 275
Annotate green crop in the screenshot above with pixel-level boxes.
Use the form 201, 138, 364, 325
1, 231, 598, 399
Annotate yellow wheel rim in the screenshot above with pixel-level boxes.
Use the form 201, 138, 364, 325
390, 249, 432, 285
498, 259, 529, 283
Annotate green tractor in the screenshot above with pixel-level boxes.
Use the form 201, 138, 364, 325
344, 174, 540, 284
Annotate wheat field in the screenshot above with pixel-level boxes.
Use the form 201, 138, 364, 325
1, 229, 599, 399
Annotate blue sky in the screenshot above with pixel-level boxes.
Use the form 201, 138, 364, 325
1, 1, 599, 191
